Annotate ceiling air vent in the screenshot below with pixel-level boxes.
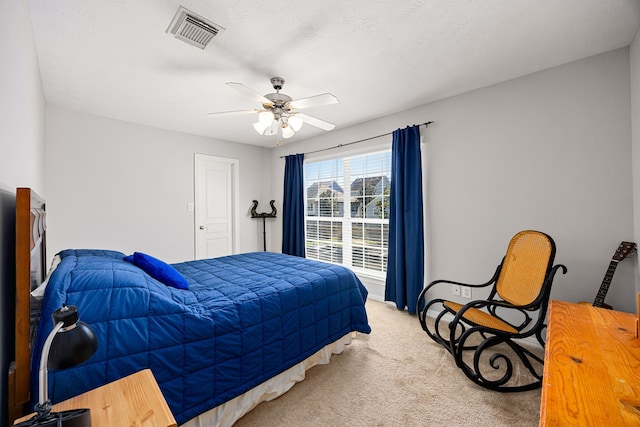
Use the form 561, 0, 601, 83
166, 6, 225, 50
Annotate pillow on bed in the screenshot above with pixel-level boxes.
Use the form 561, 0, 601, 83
31, 254, 62, 298
123, 252, 188, 290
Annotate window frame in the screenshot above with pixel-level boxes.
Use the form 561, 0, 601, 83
303, 147, 392, 279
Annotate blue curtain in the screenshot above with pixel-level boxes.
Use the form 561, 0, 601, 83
385, 125, 424, 314
282, 153, 305, 257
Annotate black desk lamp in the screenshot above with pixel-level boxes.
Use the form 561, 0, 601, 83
15, 305, 98, 427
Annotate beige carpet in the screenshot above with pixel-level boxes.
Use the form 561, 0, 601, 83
234, 299, 542, 426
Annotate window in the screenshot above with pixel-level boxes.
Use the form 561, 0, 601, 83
304, 151, 391, 275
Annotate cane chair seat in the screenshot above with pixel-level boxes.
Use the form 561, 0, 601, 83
442, 301, 518, 334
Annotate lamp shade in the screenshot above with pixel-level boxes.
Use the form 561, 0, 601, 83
264, 120, 278, 136
281, 125, 294, 139
258, 111, 274, 126
288, 115, 303, 132
48, 306, 97, 370
48, 320, 98, 370
253, 121, 269, 135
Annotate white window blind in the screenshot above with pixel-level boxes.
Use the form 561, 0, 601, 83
304, 151, 391, 275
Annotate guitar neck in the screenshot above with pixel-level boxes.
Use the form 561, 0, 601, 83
593, 260, 618, 307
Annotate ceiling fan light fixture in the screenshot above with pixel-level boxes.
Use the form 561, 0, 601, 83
253, 121, 269, 135
282, 125, 294, 139
258, 111, 274, 126
264, 120, 278, 136
288, 115, 303, 132
209, 77, 338, 140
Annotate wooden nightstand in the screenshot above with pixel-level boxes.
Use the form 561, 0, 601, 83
14, 369, 177, 427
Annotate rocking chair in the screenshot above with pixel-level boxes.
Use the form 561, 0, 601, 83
417, 230, 567, 392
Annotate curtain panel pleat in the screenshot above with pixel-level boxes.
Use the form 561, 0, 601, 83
282, 153, 305, 257
384, 125, 424, 314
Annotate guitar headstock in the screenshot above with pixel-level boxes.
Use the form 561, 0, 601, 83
613, 241, 637, 261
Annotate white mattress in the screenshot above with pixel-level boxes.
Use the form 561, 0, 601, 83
181, 333, 354, 427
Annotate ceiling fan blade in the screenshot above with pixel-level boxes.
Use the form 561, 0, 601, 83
297, 113, 336, 131
207, 109, 259, 117
226, 82, 273, 107
288, 93, 338, 110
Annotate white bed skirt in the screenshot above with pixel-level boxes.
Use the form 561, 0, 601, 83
181, 332, 354, 427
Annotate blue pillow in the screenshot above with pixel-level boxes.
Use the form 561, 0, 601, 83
123, 252, 188, 290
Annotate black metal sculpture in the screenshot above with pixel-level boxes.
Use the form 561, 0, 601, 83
251, 200, 277, 251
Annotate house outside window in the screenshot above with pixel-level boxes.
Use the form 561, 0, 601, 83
304, 150, 391, 276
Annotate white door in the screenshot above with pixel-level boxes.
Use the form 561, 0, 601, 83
194, 154, 239, 259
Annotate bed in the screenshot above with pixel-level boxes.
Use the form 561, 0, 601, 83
8, 188, 371, 426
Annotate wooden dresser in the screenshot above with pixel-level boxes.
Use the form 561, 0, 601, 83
14, 369, 177, 427
540, 300, 640, 426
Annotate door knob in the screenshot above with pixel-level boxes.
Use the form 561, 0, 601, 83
199, 226, 205, 230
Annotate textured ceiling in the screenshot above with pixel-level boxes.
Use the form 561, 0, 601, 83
26, 0, 640, 147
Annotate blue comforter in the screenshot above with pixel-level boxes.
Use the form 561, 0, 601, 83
32, 250, 371, 424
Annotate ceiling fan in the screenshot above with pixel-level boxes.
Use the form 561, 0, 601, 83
208, 77, 338, 141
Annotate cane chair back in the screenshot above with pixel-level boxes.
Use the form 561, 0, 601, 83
496, 230, 553, 307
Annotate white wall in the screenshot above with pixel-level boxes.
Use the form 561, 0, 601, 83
0, 1, 46, 424
45, 107, 271, 263
272, 48, 636, 313
0, 0, 45, 194
631, 31, 640, 296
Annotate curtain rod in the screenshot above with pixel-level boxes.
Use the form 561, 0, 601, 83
279, 121, 433, 158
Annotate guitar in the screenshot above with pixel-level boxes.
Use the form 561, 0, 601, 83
581, 241, 637, 309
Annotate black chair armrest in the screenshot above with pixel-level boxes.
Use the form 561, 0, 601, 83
417, 264, 502, 308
